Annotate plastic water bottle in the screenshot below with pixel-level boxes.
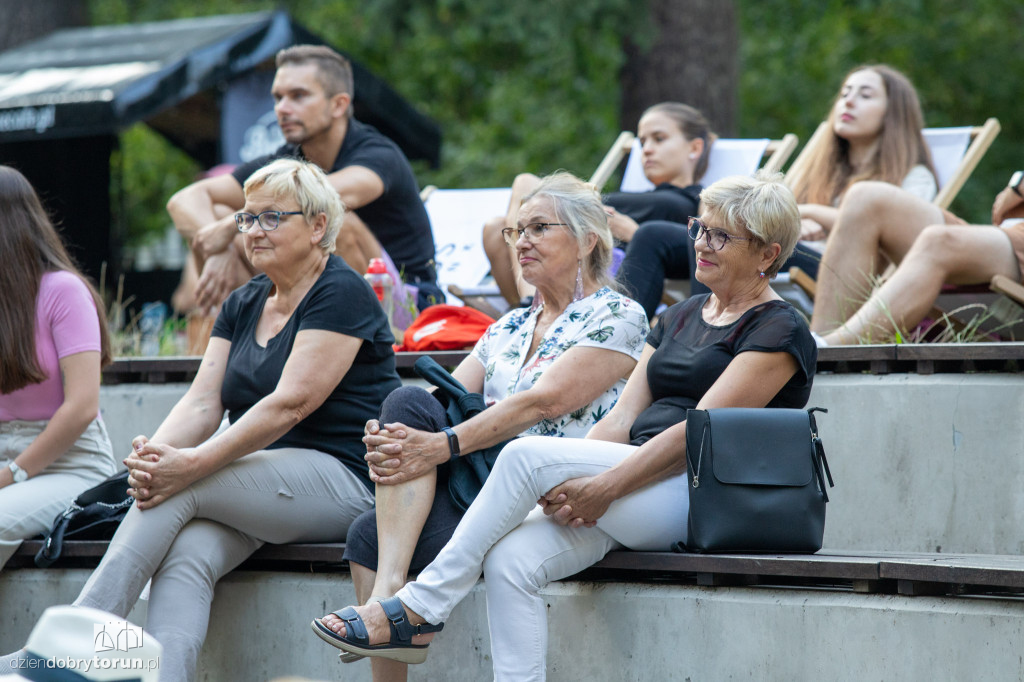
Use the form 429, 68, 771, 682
139, 302, 168, 356
364, 258, 394, 325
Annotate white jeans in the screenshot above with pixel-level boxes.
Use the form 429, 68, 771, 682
73, 447, 374, 682
0, 418, 116, 568
397, 435, 689, 681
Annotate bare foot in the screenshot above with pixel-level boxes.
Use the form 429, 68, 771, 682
321, 600, 435, 646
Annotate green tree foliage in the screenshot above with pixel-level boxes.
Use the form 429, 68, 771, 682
109, 124, 199, 247
738, 0, 1024, 222
94, 0, 1024, 242
91, 0, 639, 248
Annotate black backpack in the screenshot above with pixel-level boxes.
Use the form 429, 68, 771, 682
34, 470, 132, 567
413, 356, 509, 512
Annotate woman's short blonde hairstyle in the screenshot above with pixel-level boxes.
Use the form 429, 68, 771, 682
700, 170, 800, 278
521, 171, 616, 289
243, 159, 344, 253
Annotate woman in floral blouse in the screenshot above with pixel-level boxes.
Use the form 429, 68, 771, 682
318, 172, 648, 681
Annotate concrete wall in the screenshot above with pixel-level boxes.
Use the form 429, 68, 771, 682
4, 372, 1024, 679
3, 569, 1023, 681
99, 384, 189, 460
808, 374, 1024, 555
98, 372, 1024, 555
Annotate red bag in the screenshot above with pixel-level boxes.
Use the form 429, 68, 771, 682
398, 305, 495, 351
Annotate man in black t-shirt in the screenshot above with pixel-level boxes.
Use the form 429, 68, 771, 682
167, 45, 441, 312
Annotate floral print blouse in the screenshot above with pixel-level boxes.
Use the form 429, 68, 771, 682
469, 287, 649, 438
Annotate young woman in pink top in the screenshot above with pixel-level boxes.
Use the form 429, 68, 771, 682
0, 165, 118, 569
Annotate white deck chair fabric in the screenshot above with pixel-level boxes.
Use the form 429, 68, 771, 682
619, 137, 771, 193
922, 126, 972, 190
423, 187, 512, 304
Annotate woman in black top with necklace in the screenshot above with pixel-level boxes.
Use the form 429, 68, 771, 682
1, 159, 399, 682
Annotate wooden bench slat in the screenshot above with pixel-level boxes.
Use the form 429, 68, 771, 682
98, 343, 1024, 385
879, 555, 1024, 589
592, 551, 882, 581
14, 540, 1024, 595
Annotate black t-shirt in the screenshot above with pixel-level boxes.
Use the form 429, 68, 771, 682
604, 183, 702, 226
232, 119, 437, 281
628, 294, 817, 445
212, 255, 402, 488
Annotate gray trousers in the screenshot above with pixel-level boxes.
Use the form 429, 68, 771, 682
73, 447, 374, 682
0, 418, 116, 568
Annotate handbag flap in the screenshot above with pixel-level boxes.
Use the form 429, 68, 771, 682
706, 408, 814, 487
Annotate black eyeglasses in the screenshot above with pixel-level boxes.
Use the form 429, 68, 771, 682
501, 222, 569, 246
235, 210, 303, 233
687, 217, 754, 251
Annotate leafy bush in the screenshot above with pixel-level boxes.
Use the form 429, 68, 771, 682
93, 0, 1024, 240
738, 0, 1024, 223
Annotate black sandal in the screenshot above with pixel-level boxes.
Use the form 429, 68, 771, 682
311, 596, 444, 665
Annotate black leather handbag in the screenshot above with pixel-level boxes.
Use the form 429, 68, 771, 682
34, 470, 133, 567
413, 356, 509, 511
677, 407, 833, 554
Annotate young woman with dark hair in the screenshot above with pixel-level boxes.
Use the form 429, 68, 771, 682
0, 165, 117, 570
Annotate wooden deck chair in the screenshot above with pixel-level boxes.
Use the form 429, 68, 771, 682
789, 118, 1002, 300
588, 131, 799, 192
428, 129, 697, 314
930, 118, 1001, 209
420, 185, 513, 313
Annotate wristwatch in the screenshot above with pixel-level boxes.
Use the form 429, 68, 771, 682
1010, 171, 1024, 197
441, 427, 461, 460
7, 461, 27, 483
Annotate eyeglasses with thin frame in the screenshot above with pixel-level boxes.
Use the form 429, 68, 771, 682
235, 210, 304, 233
501, 222, 569, 246
687, 217, 754, 251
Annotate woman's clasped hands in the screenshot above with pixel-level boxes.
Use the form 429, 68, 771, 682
362, 419, 450, 485
538, 475, 615, 529
124, 435, 202, 510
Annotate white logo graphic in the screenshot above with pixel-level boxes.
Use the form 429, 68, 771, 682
94, 622, 144, 652
412, 319, 448, 343
0, 105, 56, 134
239, 110, 285, 162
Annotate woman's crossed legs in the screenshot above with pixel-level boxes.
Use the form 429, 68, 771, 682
319, 436, 688, 681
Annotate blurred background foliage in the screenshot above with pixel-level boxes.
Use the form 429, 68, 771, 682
739, 0, 1024, 222
91, 0, 1023, 243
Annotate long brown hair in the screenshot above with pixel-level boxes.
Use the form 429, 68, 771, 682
641, 102, 717, 183
787, 64, 937, 205
0, 166, 111, 394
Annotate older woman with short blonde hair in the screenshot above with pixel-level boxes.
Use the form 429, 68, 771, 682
2, 158, 400, 682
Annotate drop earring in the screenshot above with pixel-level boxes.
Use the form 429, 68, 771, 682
573, 261, 585, 302
759, 271, 767, 279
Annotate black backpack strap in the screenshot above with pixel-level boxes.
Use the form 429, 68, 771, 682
807, 407, 834, 502
413, 356, 469, 401
34, 507, 77, 568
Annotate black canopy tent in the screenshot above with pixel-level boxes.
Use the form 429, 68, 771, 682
0, 10, 441, 289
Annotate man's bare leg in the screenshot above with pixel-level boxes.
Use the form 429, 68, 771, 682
191, 204, 257, 313
481, 173, 543, 305
173, 203, 236, 314
823, 225, 1021, 344
811, 182, 944, 333
336, 211, 382, 275
483, 216, 524, 305
171, 257, 200, 314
